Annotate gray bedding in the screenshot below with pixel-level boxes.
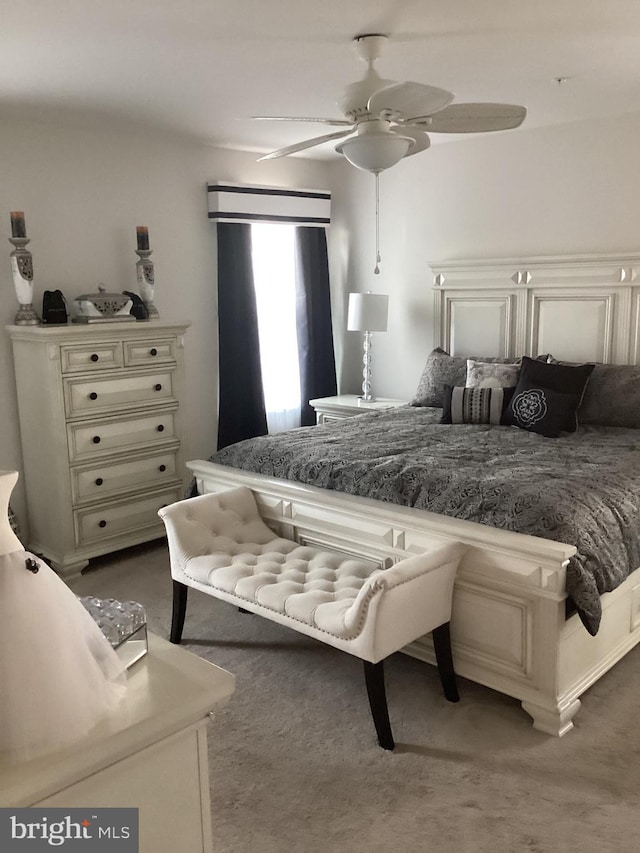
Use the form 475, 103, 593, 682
210, 406, 640, 635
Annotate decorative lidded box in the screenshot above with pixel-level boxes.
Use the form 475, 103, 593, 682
78, 596, 148, 669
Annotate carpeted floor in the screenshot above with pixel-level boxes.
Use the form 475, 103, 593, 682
71, 541, 640, 853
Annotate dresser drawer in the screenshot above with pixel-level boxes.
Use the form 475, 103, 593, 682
67, 407, 178, 463
124, 338, 177, 367
74, 486, 182, 547
64, 369, 175, 417
60, 342, 124, 373
71, 447, 180, 504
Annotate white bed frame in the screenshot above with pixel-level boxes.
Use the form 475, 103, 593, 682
189, 252, 640, 737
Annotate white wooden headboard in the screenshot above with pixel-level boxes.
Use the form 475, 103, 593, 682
430, 253, 640, 365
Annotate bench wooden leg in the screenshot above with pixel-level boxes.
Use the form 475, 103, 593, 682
363, 660, 395, 751
170, 580, 188, 644
432, 621, 459, 703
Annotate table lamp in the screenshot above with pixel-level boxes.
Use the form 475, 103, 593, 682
347, 291, 389, 402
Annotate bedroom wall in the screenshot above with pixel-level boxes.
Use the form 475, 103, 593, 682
327, 111, 640, 401
0, 114, 329, 533
4, 108, 640, 539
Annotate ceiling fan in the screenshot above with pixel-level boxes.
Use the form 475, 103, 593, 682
253, 33, 527, 172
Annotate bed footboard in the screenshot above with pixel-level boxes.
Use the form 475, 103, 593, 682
187, 459, 640, 736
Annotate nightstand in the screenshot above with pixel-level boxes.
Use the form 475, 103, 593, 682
309, 394, 405, 424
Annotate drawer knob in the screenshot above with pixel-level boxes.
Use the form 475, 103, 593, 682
98, 520, 107, 528
150, 348, 158, 356
95, 477, 103, 486
154, 383, 162, 392
90, 353, 99, 362
89, 391, 98, 401
156, 424, 165, 432
159, 464, 166, 472
92, 435, 101, 444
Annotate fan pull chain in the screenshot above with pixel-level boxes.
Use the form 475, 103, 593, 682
374, 171, 381, 275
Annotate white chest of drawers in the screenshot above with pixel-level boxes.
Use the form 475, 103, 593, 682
7, 321, 190, 578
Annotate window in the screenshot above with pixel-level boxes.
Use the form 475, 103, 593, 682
215, 214, 335, 450
250, 223, 301, 433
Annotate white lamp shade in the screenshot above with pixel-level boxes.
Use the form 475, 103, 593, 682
335, 132, 412, 173
347, 292, 389, 332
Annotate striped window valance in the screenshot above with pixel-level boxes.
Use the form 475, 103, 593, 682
207, 182, 331, 227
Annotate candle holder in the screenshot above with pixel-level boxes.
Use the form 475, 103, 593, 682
135, 248, 159, 319
9, 236, 39, 326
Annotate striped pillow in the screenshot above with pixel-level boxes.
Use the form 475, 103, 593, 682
441, 385, 513, 425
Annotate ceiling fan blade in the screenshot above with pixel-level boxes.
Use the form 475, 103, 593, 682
257, 127, 355, 161
368, 81, 454, 122
409, 103, 527, 133
392, 126, 431, 157
251, 116, 353, 127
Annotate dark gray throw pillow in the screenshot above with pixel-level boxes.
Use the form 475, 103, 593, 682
580, 363, 640, 428
503, 383, 582, 438
549, 359, 640, 429
514, 356, 595, 432
411, 348, 521, 408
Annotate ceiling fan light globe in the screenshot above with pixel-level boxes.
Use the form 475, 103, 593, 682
335, 132, 413, 172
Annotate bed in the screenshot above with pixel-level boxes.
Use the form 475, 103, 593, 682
188, 252, 640, 736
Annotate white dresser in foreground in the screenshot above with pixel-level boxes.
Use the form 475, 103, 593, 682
1, 634, 235, 853
7, 321, 190, 577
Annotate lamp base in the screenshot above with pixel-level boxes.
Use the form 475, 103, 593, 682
359, 330, 375, 402
357, 395, 376, 404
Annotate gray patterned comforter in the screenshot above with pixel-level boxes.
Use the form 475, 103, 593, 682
210, 406, 640, 635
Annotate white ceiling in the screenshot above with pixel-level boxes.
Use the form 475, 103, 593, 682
2, 1, 640, 160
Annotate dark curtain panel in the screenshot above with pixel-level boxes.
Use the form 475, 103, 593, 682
294, 227, 337, 426
216, 222, 268, 449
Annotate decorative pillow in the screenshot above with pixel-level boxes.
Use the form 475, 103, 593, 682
502, 383, 582, 438
466, 359, 520, 389
548, 359, 640, 429
580, 364, 640, 428
411, 349, 466, 407
513, 356, 595, 432
441, 385, 514, 425
411, 348, 521, 408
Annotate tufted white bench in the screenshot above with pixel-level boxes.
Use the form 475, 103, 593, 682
158, 486, 465, 750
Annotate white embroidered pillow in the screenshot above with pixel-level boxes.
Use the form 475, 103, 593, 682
466, 359, 520, 389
